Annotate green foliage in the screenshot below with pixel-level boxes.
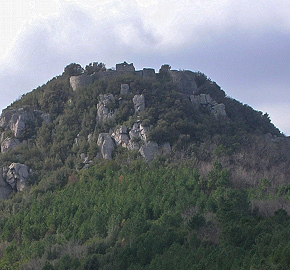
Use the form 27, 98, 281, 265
85, 62, 106, 75
63, 63, 84, 76
0, 62, 288, 269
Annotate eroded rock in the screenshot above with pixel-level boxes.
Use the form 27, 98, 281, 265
0, 108, 36, 137
0, 108, 49, 138
112, 126, 130, 147
96, 94, 115, 123
133, 95, 145, 114
129, 122, 148, 142
139, 142, 159, 162
97, 133, 115, 160
3, 163, 32, 191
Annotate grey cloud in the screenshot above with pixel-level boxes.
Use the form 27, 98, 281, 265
0, 1, 289, 134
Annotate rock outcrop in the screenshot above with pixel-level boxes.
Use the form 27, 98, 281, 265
96, 94, 115, 123
3, 163, 32, 191
133, 95, 145, 114
109, 122, 171, 161
139, 142, 159, 162
70, 74, 94, 91
112, 126, 130, 148
190, 94, 226, 118
80, 153, 92, 169
0, 108, 34, 137
0, 108, 50, 139
129, 122, 148, 142
1, 137, 20, 153
97, 133, 115, 160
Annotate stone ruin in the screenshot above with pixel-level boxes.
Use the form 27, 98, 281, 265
70, 62, 157, 91
116, 61, 135, 72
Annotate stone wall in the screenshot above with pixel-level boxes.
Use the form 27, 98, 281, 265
70, 74, 94, 91
116, 62, 135, 72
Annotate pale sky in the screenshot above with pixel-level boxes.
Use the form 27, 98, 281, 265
0, 0, 289, 134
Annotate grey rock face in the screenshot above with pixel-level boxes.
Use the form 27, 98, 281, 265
129, 122, 148, 142
70, 74, 94, 91
120, 84, 130, 96
3, 163, 31, 191
190, 94, 226, 119
1, 137, 20, 153
0, 108, 36, 137
212, 103, 227, 118
133, 95, 145, 113
112, 126, 130, 148
139, 142, 159, 162
0, 108, 50, 138
96, 94, 115, 123
97, 133, 115, 160
87, 133, 93, 143
190, 94, 215, 106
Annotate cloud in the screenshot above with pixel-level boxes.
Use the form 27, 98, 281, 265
0, 0, 289, 134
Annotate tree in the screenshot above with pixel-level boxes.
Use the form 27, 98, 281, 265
63, 63, 84, 76
85, 62, 106, 75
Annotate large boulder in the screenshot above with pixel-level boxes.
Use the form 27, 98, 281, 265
129, 122, 148, 142
133, 95, 145, 113
97, 133, 115, 160
139, 142, 159, 162
3, 163, 32, 191
1, 137, 20, 153
96, 94, 115, 123
212, 103, 227, 118
112, 126, 130, 148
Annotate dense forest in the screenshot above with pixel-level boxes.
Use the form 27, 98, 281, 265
0, 62, 289, 269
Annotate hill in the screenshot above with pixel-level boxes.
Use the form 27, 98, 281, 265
0, 61, 289, 269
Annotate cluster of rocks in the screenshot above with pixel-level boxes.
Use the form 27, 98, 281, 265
95, 86, 146, 124
96, 94, 116, 123
0, 108, 51, 153
0, 163, 32, 199
190, 94, 227, 118
97, 121, 171, 162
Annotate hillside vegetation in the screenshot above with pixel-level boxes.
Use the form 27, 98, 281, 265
0, 62, 289, 269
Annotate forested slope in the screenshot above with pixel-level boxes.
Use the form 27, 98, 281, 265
0, 62, 289, 269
